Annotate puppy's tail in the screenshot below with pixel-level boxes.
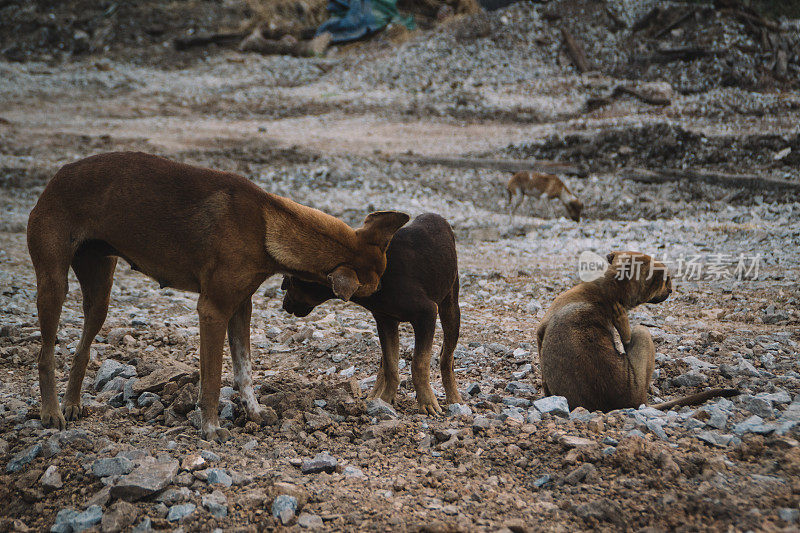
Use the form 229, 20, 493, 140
651, 388, 739, 410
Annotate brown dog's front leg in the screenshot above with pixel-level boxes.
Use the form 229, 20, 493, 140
612, 303, 632, 348
369, 315, 400, 404
228, 296, 268, 425
198, 296, 232, 442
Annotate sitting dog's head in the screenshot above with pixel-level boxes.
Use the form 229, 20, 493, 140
281, 276, 335, 317
566, 198, 583, 222
324, 210, 408, 301
605, 251, 672, 305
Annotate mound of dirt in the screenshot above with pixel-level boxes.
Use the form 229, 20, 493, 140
502, 123, 800, 175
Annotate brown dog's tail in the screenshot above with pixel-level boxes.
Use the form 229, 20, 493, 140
652, 388, 739, 410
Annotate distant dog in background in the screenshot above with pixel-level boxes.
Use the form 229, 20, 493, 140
505, 171, 583, 223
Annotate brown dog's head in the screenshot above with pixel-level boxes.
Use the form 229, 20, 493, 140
281, 276, 336, 317
566, 198, 583, 222
327, 210, 409, 300
605, 251, 672, 306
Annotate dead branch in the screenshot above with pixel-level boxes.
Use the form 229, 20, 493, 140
384, 154, 583, 176
560, 28, 590, 73
620, 167, 800, 192
648, 47, 729, 63
586, 85, 670, 111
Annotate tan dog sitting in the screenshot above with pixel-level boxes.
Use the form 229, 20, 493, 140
27, 151, 409, 441
506, 171, 583, 223
537, 252, 736, 412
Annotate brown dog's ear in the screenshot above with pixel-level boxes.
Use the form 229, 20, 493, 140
356, 211, 410, 251
606, 252, 617, 264
327, 265, 360, 301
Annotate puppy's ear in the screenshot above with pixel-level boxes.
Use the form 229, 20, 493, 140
281, 276, 291, 291
327, 265, 360, 301
606, 252, 617, 264
356, 211, 410, 251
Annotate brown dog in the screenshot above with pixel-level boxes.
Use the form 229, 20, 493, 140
282, 213, 462, 414
27, 151, 409, 441
506, 171, 583, 223
537, 251, 736, 412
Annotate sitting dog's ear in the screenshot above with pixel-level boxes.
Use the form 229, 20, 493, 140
356, 211, 410, 251
606, 252, 617, 264
280, 276, 291, 291
328, 265, 360, 301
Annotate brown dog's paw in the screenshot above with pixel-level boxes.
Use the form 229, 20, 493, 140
417, 395, 443, 416
203, 426, 232, 443
63, 402, 83, 421
42, 407, 67, 430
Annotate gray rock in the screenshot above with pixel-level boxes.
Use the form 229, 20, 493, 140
206, 468, 233, 487
110, 460, 179, 501
502, 397, 531, 408
343, 465, 365, 479
740, 395, 774, 418
472, 416, 492, 432
155, 487, 192, 505
202, 490, 228, 518
95, 359, 136, 391
301, 452, 338, 474
41, 465, 63, 491
564, 463, 596, 485
511, 364, 532, 379
526, 409, 542, 424
166, 503, 196, 522
672, 371, 707, 388
499, 407, 525, 423
6, 442, 42, 472
92, 456, 134, 478
51, 508, 79, 533
779, 508, 800, 523
574, 498, 623, 526
760, 390, 791, 405
366, 398, 398, 419
298, 512, 324, 529
733, 415, 776, 435
447, 403, 473, 417
218, 399, 236, 420
533, 474, 550, 488
101, 500, 139, 533
200, 450, 220, 462
70, 505, 103, 532
101, 376, 127, 394
533, 396, 570, 417
505, 381, 536, 395
697, 431, 736, 448
137, 392, 160, 408
465, 383, 481, 397
272, 494, 298, 525
131, 518, 153, 533
704, 406, 729, 429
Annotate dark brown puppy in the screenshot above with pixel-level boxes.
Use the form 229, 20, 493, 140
282, 213, 462, 415
537, 251, 736, 412
506, 171, 583, 223
27, 151, 408, 441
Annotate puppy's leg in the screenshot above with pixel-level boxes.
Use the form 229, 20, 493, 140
411, 303, 441, 415
29, 229, 70, 430
63, 250, 117, 420
369, 315, 400, 403
198, 295, 233, 442
626, 325, 655, 406
509, 191, 525, 224
228, 296, 267, 424
438, 279, 462, 405
612, 303, 632, 347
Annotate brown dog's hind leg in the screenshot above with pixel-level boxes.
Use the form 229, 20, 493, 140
509, 191, 525, 224
198, 295, 233, 442
626, 325, 655, 406
228, 296, 268, 425
411, 304, 441, 415
370, 315, 400, 404
438, 279, 462, 405
28, 227, 70, 430
63, 250, 117, 420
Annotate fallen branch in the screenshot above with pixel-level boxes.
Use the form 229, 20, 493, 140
647, 47, 729, 63
384, 154, 583, 176
173, 32, 246, 51
719, 8, 784, 32
620, 167, 800, 192
651, 8, 697, 39
585, 85, 671, 111
560, 28, 590, 73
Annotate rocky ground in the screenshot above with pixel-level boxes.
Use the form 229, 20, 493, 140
1, 0, 800, 531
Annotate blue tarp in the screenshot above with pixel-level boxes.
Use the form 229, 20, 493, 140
316, 0, 414, 43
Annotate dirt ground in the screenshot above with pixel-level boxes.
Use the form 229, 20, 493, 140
1, 1, 800, 532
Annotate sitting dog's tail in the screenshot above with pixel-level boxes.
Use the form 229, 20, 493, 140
651, 388, 739, 410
